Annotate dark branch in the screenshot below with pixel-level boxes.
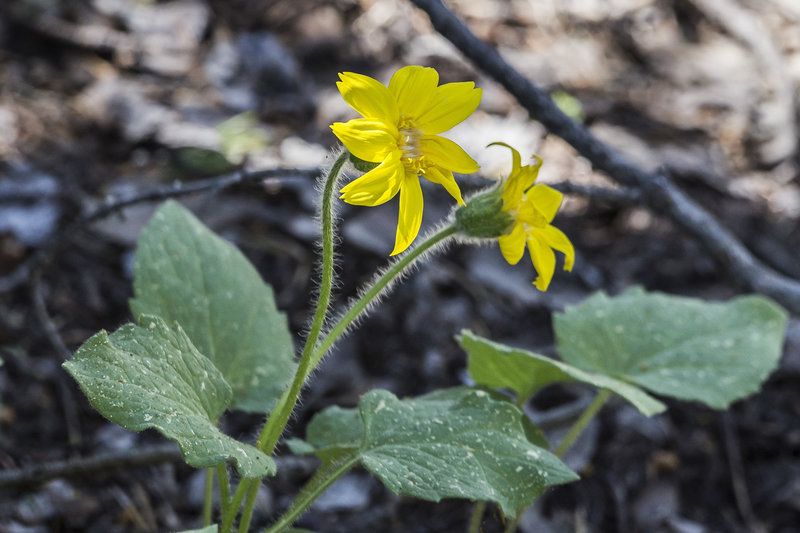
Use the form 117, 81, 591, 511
551, 182, 641, 205
409, 0, 800, 313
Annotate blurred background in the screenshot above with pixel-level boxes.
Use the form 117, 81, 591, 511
0, 0, 798, 531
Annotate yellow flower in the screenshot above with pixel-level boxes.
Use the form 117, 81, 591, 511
331, 66, 482, 255
493, 143, 574, 291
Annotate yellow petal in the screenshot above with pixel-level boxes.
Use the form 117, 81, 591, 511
498, 223, 526, 265
420, 135, 479, 174
540, 225, 575, 271
415, 82, 482, 134
389, 66, 438, 118
423, 166, 464, 205
527, 235, 556, 291
528, 184, 563, 223
339, 152, 404, 206
330, 119, 399, 162
390, 173, 424, 256
337, 72, 400, 125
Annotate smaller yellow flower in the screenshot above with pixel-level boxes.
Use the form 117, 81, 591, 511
493, 143, 574, 291
331, 66, 482, 255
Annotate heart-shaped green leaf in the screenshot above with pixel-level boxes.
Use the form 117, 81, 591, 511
554, 288, 788, 409
63, 315, 274, 478
458, 330, 665, 415
130, 200, 295, 414
296, 387, 577, 517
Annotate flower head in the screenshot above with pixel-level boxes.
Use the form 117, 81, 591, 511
492, 143, 574, 291
331, 66, 482, 255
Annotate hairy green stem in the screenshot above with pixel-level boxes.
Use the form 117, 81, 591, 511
257, 149, 349, 455
310, 224, 458, 368
266, 456, 359, 533
228, 151, 347, 533
554, 389, 612, 458
467, 500, 486, 533
238, 480, 260, 533
203, 468, 214, 526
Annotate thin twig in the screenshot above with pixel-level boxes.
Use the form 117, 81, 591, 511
721, 412, 764, 533
0, 444, 182, 490
30, 273, 70, 360
0, 168, 319, 294
0, 445, 319, 492
408, 0, 800, 314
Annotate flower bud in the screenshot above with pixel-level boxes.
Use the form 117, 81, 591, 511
454, 188, 515, 238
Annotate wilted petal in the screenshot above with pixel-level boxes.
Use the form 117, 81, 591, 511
391, 173, 424, 256
506, 169, 542, 211
415, 82, 482, 134
420, 135, 479, 174
488, 142, 522, 175
331, 119, 399, 162
423, 167, 464, 205
540, 225, 575, 271
498, 223, 526, 265
527, 235, 556, 291
389, 66, 438, 119
339, 152, 404, 206
337, 72, 399, 125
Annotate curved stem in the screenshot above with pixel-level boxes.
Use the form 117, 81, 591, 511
310, 224, 458, 369
217, 464, 231, 516
266, 455, 358, 533
203, 468, 214, 526
554, 389, 611, 458
257, 150, 349, 455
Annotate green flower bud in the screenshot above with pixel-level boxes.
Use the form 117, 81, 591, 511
454, 187, 515, 238
348, 152, 380, 173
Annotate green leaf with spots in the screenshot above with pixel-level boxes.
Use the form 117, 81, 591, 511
554, 288, 788, 409
63, 315, 274, 478
296, 387, 578, 517
458, 330, 665, 416
130, 200, 295, 414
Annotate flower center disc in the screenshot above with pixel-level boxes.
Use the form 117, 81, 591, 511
398, 117, 424, 169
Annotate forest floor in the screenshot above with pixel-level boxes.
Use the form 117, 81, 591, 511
0, 0, 799, 532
